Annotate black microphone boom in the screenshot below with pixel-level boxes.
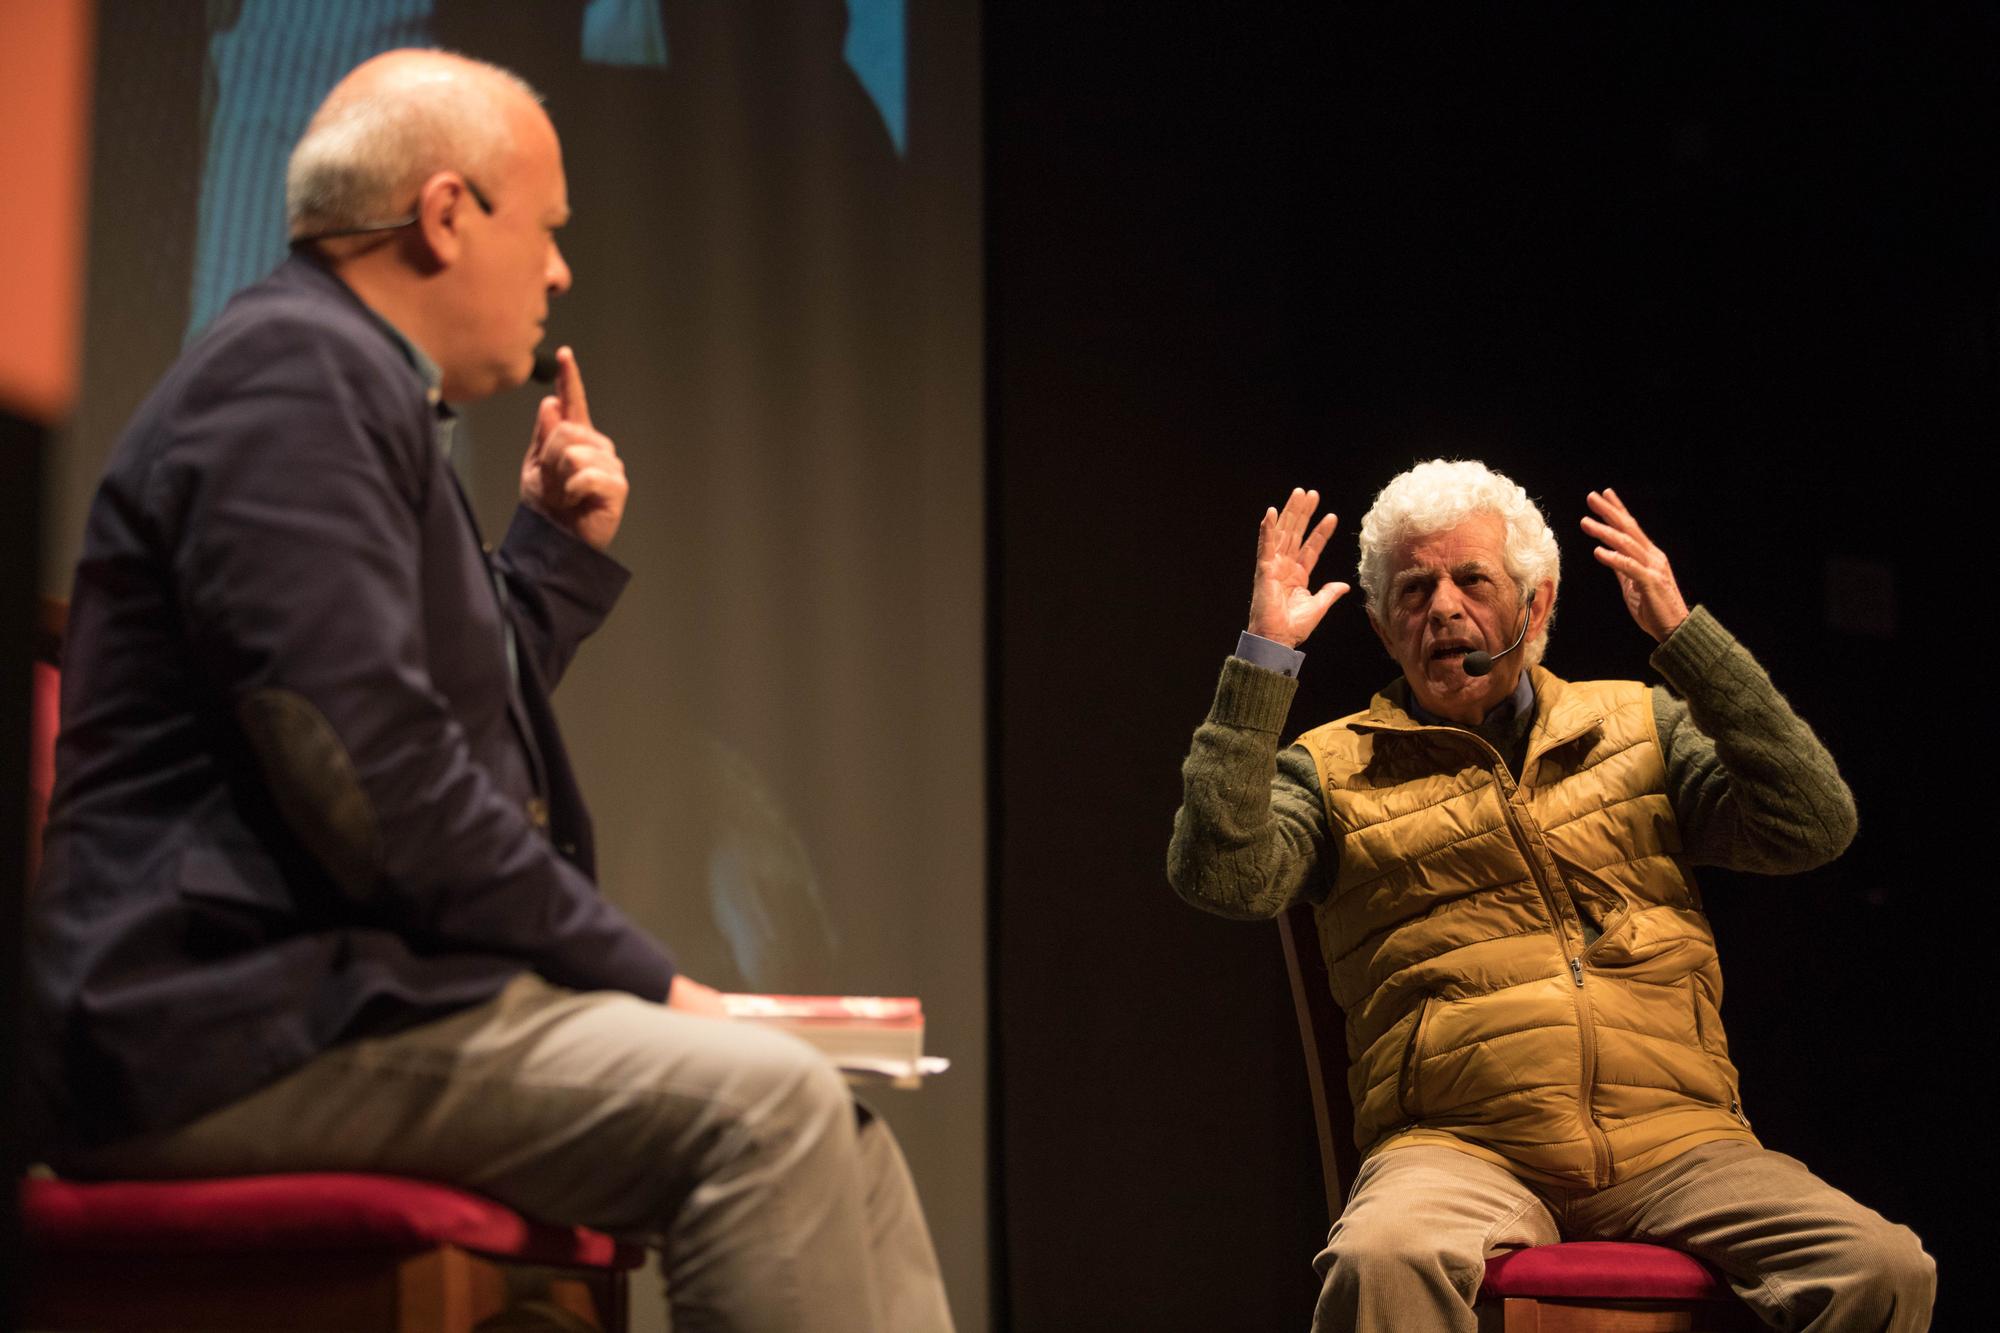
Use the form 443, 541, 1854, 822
1462, 589, 1535, 678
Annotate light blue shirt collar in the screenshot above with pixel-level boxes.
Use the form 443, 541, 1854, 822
1407, 668, 1536, 732
357, 306, 460, 458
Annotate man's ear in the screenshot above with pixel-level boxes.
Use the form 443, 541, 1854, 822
1529, 579, 1556, 637
409, 171, 470, 271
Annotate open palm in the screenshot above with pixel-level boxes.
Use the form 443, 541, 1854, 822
1247, 488, 1349, 648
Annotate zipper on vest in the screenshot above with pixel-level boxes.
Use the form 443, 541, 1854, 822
1489, 757, 1612, 1186
1368, 717, 1619, 1185
1570, 962, 1612, 1184
1486, 753, 1588, 962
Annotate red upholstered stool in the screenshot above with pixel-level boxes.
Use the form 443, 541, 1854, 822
21, 1173, 643, 1332
1478, 1241, 1755, 1330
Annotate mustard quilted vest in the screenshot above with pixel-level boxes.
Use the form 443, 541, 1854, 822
1294, 667, 1758, 1190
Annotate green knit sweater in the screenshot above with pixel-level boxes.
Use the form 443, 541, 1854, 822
1167, 606, 1858, 921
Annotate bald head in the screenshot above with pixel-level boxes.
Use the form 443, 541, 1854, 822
286, 50, 543, 242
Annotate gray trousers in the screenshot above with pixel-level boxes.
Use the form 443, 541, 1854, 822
1313, 1142, 1933, 1333
62, 974, 954, 1333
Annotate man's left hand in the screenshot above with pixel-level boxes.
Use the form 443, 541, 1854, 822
521, 346, 627, 551
1581, 487, 1688, 643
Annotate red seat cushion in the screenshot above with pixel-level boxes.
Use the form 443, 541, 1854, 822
1481, 1241, 1732, 1301
22, 1174, 643, 1270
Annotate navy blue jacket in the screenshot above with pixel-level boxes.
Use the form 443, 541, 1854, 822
26, 255, 676, 1154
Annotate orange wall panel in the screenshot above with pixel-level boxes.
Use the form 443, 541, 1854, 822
0, 0, 94, 425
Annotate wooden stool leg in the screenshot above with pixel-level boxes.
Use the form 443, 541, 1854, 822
397, 1248, 507, 1332
1484, 1298, 1714, 1332
392, 1248, 630, 1332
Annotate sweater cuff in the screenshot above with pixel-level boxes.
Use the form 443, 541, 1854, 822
1648, 604, 1732, 690
1210, 655, 1299, 733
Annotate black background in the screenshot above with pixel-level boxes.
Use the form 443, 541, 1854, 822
989, 5, 1991, 1329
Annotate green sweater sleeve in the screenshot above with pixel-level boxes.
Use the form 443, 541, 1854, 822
1166, 656, 1334, 919
1648, 605, 1859, 872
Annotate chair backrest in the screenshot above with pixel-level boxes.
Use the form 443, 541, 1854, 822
1277, 902, 1361, 1222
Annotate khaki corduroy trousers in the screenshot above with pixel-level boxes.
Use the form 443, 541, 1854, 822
62, 973, 954, 1333
1313, 1141, 1933, 1332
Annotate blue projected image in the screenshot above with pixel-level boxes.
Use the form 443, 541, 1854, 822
187, 0, 907, 339
189, 0, 436, 337
580, 0, 905, 155
841, 0, 907, 154
578, 0, 905, 147
580, 0, 670, 66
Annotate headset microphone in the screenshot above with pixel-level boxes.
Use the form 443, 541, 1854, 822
1462, 588, 1535, 678
530, 351, 560, 384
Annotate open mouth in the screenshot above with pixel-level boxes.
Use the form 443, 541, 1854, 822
1429, 644, 1475, 665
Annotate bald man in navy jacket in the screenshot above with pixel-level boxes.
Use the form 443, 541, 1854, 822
26, 49, 950, 1332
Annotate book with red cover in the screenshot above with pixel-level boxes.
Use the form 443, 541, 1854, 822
720, 994, 943, 1084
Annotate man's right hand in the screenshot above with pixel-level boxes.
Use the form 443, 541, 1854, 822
521, 347, 628, 552
1247, 488, 1349, 648
668, 974, 728, 1016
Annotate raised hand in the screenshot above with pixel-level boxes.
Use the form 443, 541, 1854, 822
520, 346, 628, 551
1247, 487, 1350, 648
1581, 487, 1688, 643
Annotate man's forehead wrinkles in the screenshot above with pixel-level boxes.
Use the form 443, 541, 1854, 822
1393, 556, 1498, 593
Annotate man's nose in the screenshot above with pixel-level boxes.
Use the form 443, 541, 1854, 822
546, 240, 572, 295
1427, 580, 1465, 622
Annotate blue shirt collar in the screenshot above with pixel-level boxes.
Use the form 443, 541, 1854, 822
1406, 668, 1536, 732
356, 306, 460, 458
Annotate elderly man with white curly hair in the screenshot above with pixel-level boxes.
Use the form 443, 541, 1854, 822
1167, 460, 1934, 1332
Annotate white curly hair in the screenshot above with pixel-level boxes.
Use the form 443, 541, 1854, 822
1356, 459, 1561, 666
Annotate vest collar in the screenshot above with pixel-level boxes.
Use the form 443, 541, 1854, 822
1350, 667, 1608, 768
1524, 667, 1610, 755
